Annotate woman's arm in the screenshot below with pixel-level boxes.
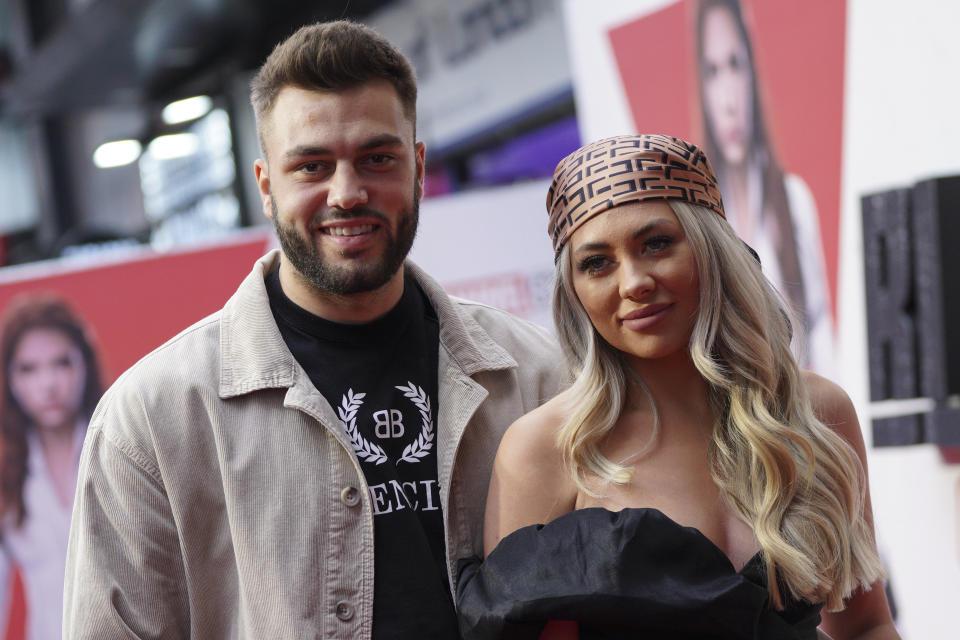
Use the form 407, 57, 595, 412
480, 395, 580, 639
804, 373, 900, 640
483, 393, 578, 555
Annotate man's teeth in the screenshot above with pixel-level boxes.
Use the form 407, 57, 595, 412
325, 225, 375, 236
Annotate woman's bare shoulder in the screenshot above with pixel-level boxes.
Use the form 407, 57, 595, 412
801, 371, 864, 450
497, 388, 575, 465
484, 388, 578, 553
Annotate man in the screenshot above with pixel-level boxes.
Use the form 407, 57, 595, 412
63, 21, 562, 639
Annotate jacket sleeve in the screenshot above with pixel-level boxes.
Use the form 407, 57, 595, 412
63, 421, 190, 639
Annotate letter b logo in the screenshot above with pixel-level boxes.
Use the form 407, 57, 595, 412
373, 409, 405, 438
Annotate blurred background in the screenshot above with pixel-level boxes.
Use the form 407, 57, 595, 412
0, 0, 957, 638
0, 0, 579, 262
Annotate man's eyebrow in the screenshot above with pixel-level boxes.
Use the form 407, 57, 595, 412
284, 145, 331, 160
357, 134, 404, 151
282, 134, 405, 161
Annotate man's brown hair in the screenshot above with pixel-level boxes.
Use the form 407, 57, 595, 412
250, 20, 417, 149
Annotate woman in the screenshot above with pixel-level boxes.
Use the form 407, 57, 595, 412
0, 295, 101, 640
696, 0, 833, 373
457, 135, 898, 639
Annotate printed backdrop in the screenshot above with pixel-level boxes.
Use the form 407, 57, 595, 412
0, 230, 273, 639
606, 0, 846, 316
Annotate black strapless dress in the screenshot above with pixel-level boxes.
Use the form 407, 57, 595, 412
457, 508, 823, 639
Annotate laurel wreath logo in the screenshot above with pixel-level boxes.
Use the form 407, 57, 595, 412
338, 389, 388, 465
336, 383, 434, 466
395, 382, 434, 464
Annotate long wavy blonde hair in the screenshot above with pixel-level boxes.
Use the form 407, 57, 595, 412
552, 200, 883, 610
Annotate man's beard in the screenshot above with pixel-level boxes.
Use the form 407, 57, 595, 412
271, 191, 419, 296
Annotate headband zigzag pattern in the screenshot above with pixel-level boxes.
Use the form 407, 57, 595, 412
547, 134, 726, 257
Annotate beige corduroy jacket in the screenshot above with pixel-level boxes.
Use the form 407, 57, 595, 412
63, 250, 564, 639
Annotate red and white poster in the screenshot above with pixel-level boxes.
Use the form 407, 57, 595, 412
0, 230, 272, 639
567, 0, 845, 374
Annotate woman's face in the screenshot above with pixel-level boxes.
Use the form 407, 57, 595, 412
569, 201, 700, 366
701, 5, 753, 167
8, 327, 86, 433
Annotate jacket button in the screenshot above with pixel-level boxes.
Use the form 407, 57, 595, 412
340, 486, 360, 507
335, 600, 355, 621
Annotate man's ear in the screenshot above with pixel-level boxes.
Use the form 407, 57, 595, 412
254, 158, 273, 220
414, 141, 426, 199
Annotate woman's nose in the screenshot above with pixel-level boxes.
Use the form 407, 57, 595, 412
36, 368, 60, 395
618, 261, 655, 301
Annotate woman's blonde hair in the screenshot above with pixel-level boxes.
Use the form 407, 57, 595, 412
552, 201, 883, 610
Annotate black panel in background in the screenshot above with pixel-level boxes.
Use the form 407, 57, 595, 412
872, 415, 925, 448
913, 176, 960, 445
41, 118, 74, 235
913, 176, 960, 399
861, 188, 918, 402
862, 176, 960, 447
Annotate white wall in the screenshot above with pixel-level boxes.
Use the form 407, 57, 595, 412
410, 179, 557, 331
560, 0, 960, 636
841, 1, 960, 636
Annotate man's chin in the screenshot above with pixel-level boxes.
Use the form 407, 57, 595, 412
332, 246, 379, 261
297, 260, 401, 296
314, 230, 384, 257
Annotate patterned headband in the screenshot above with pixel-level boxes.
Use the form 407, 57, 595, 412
546, 134, 726, 258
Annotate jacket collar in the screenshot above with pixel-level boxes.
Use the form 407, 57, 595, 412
404, 260, 516, 376
218, 250, 517, 398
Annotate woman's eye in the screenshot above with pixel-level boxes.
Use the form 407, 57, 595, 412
576, 255, 611, 274
644, 235, 674, 254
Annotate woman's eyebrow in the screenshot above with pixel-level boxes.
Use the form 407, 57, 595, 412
631, 218, 673, 240
573, 240, 611, 254
573, 218, 674, 254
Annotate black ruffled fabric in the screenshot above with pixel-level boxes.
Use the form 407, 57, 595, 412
457, 508, 822, 639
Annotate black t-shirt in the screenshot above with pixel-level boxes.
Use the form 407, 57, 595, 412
266, 268, 460, 639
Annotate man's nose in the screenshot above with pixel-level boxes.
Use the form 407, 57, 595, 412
327, 163, 369, 211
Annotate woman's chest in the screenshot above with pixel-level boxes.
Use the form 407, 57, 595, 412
575, 453, 760, 571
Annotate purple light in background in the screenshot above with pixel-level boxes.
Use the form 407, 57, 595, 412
468, 116, 581, 187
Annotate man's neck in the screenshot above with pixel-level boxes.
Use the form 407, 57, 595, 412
277, 258, 406, 324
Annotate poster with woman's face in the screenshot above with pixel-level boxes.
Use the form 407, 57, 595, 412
587, 0, 845, 373
0, 231, 271, 639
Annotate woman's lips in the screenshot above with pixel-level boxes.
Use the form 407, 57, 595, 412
620, 303, 674, 331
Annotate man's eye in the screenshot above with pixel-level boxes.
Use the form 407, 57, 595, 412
296, 161, 332, 174
363, 153, 395, 167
